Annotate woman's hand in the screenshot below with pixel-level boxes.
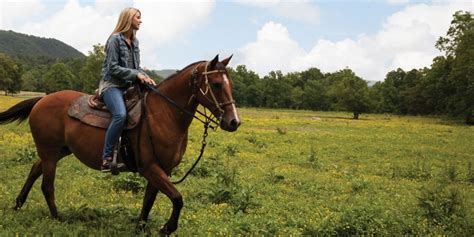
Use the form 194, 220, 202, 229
137, 73, 156, 86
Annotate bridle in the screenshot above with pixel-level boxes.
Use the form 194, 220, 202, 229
190, 61, 235, 121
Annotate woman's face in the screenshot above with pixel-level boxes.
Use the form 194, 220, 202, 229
132, 12, 142, 30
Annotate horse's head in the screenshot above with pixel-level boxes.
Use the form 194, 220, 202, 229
193, 55, 240, 132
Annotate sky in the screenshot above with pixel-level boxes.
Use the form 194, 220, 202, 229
0, 0, 472, 81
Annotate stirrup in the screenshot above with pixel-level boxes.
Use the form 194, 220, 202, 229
101, 161, 125, 173
110, 137, 123, 175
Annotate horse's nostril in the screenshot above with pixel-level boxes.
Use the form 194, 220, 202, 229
230, 119, 240, 129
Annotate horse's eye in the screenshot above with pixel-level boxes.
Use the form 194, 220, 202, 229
211, 83, 222, 90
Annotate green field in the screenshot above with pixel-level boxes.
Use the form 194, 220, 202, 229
0, 95, 473, 235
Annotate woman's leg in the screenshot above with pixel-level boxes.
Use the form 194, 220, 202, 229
102, 87, 127, 161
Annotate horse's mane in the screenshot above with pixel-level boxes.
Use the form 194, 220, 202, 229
158, 61, 206, 86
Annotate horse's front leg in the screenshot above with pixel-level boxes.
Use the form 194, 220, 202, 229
142, 164, 183, 235
136, 182, 159, 232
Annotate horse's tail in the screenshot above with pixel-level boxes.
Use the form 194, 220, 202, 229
0, 97, 43, 125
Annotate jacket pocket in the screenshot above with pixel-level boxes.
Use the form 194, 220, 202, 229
119, 45, 129, 65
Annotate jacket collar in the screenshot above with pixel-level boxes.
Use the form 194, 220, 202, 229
118, 32, 137, 46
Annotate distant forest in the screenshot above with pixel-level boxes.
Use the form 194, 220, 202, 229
0, 30, 85, 59
0, 11, 472, 124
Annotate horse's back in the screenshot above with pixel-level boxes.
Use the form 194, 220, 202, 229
29, 90, 86, 144
31, 90, 84, 121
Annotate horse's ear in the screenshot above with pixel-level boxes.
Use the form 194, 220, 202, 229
210, 54, 219, 68
221, 54, 233, 66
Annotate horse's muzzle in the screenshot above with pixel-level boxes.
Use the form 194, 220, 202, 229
221, 117, 240, 132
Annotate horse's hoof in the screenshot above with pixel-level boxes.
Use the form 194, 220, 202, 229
13, 200, 23, 210
51, 214, 62, 221
159, 224, 174, 235
135, 221, 148, 234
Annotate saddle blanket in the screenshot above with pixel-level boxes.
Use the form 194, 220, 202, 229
68, 95, 142, 130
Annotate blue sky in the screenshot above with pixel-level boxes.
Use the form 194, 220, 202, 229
0, 0, 472, 81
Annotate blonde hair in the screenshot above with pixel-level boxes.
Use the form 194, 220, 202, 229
107, 7, 140, 46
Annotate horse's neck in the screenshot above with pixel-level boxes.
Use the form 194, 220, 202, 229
147, 71, 198, 130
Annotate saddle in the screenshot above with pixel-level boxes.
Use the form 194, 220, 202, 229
68, 86, 143, 174
68, 86, 143, 130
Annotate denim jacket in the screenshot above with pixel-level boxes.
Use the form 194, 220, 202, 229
101, 33, 147, 84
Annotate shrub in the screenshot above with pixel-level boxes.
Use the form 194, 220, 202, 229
208, 167, 238, 204
418, 182, 472, 235
467, 162, 474, 183
245, 135, 266, 149
276, 127, 287, 135
191, 154, 223, 178
442, 163, 458, 182
391, 159, 432, 180
207, 166, 258, 213
15, 146, 37, 164
351, 178, 369, 193
224, 144, 238, 157
308, 147, 321, 169
245, 135, 257, 144
232, 185, 258, 213
112, 173, 146, 193
266, 167, 285, 184
313, 204, 391, 236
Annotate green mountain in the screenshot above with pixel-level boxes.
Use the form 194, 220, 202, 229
154, 69, 177, 79
0, 30, 85, 59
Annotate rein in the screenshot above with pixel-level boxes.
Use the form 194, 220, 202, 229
145, 84, 219, 129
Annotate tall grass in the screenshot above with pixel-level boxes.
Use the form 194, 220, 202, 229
0, 96, 473, 235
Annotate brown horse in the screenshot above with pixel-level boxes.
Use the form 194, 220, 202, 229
0, 55, 240, 234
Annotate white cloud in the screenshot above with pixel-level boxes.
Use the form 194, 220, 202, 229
133, 0, 215, 68
237, 0, 320, 25
20, 0, 115, 54
238, 1, 472, 81
0, 0, 45, 29
237, 21, 305, 75
387, 0, 410, 5
2, 0, 215, 69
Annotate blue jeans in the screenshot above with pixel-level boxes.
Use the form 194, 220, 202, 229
102, 87, 127, 160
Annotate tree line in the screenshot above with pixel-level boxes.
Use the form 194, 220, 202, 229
0, 44, 162, 95
230, 10, 473, 124
0, 11, 472, 124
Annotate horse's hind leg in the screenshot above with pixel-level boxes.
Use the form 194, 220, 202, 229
40, 158, 60, 219
35, 145, 71, 219
13, 160, 43, 210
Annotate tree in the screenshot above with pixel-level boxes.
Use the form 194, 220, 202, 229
262, 71, 292, 108
79, 44, 105, 93
368, 82, 385, 113
21, 66, 47, 92
400, 69, 423, 114
421, 56, 453, 114
66, 58, 86, 91
327, 69, 370, 119
43, 63, 75, 94
0, 53, 22, 95
290, 86, 304, 109
436, 11, 474, 124
299, 68, 327, 110
302, 79, 330, 110
381, 68, 406, 113
228, 65, 263, 107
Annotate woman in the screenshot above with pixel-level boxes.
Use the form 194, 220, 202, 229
99, 7, 156, 172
